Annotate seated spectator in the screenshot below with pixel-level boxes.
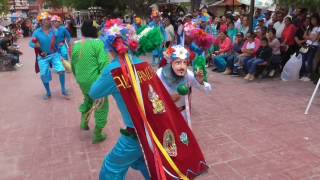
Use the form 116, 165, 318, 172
240, 15, 250, 35
255, 26, 268, 40
254, 18, 266, 33
233, 33, 261, 75
267, 28, 282, 77
281, 16, 297, 66
227, 21, 238, 42
244, 37, 272, 81
300, 14, 320, 81
223, 32, 245, 75
212, 31, 232, 72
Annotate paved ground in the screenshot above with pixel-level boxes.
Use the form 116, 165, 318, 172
1, 38, 320, 180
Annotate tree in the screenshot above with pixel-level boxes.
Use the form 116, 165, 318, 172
0, 0, 9, 14
278, 0, 320, 10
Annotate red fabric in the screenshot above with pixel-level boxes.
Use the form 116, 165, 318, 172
158, 57, 167, 68
34, 48, 40, 73
218, 37, 232, 54
111, 62, 208, 179
282, 24, 297, 46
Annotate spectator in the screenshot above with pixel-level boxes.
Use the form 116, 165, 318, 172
273, 11, 285, 39
227, 21, 238, 42
294, 15, 310, 53
267, 28, 282, 77
281, 16, 297, 66
244, 37, 272, 81
223, 32, 245, 75
300, 14, 320, 81
177, 19, 184, 45
253, 9, 264, 29
233, 33, 261, 75
255, 19, 266, 33
233, 12, 241, 31
220, 16, 228, 33
164, 18, 175, 48
212, 31, 232, 72
240, 15, 250, 36
265, 11, 273, 27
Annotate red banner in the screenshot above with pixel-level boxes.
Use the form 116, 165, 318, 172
111, 62, 208, 179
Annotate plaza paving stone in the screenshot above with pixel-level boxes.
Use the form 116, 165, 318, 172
0, 38, 320, 180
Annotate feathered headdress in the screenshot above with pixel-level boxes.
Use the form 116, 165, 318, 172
51, 15, 61, 22
164, 45, 190, 63
190, 28, 214, 50
37, 12, 51, 21
101, 19, 164, 56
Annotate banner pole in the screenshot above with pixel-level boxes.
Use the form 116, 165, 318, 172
305, 78, 320, 114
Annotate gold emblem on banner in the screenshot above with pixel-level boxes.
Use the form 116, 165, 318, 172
148, 85, 165, 114
163, 129, 177, 157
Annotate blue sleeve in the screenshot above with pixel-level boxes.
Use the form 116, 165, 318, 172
89, 67, 117, 100
64, 28, 71, 43
29, 31, 37, 48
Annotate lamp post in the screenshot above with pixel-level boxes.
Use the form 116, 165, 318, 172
249, 0, 255, 33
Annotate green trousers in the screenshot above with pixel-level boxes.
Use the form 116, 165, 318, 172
79, 91, 109, 130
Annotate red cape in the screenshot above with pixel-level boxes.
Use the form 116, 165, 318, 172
111, 62, 208, 179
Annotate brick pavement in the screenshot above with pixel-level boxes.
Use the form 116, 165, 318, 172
0, 38, 320, 180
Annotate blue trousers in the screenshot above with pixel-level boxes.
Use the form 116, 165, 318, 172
99, 135, 150, 180
213, 54, 228, 72
301, 46, 318, 77
38, 53, 65, 83
246, 58, 265, 74
58, 44, 69, 60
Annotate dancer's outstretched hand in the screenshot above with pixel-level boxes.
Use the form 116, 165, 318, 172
196, 70, 204, 85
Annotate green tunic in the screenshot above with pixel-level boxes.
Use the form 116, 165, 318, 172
72, 39, 110, 129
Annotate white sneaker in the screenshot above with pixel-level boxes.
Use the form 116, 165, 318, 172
268, 70, 275, 77
299, 77, 306, 81
302, 77, 311, 82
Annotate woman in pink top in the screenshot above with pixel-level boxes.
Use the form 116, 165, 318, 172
212, 31, 232, 72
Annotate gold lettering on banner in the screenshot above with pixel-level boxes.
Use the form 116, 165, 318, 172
114, 66, 156, 89
114, 76, 127, 89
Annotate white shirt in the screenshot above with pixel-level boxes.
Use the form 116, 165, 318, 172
156, 68, 212, 121
165, 24, 175, 42
306, 26, 320, 46
273, 21, 285, 39
177, 24, 184, 36
235, 19, 242, 31
246, 41, 256, 50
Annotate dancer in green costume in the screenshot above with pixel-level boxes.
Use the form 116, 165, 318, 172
71, 20, 110, 144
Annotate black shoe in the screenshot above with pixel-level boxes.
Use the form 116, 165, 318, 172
212, 67, 218, 72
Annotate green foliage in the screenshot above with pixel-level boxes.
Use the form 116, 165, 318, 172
45, 0, 156, 16
0, 0, 9, 14
279, 0, 320, 9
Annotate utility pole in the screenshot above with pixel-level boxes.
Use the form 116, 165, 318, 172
249, 0, 255, 33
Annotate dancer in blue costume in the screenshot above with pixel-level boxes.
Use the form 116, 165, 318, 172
148, 4, 166, 66
29, 12, 69, 99
51, 15, 71, 61
90, 19, 162, 180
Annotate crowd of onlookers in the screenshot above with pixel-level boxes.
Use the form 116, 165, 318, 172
146, 5, 320, 84
181, 7, 319, 83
